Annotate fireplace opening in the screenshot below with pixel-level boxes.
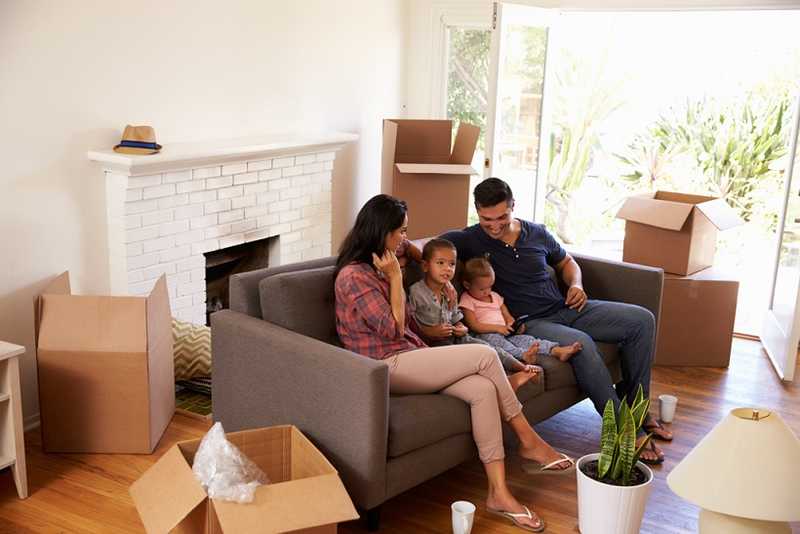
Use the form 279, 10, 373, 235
204, 237, 275, 323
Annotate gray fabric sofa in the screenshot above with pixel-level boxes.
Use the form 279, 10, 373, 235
211, 252, 663, 529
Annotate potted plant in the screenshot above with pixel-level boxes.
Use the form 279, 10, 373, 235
576, 385, 655, 534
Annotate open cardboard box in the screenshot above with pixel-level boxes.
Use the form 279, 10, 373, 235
383, 119, 480, 239
130, 425, 359, 533
35, 272, 174, 453
616, 191, 742, 275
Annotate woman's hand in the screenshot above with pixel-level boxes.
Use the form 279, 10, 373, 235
372, 249, 401, 281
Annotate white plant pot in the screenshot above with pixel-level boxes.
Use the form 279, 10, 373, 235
576, 453, 653, 534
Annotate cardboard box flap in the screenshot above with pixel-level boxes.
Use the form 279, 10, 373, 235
212, 473, 359, 532
130, 446, 208, 534
146, 275, 174, 449
449, 123, 480, 165
616, 195, 695, 231
37, 294, 147, 352
35, 271, 72, 347
395, 163, 478, 176
695, 198, 743, 230
382, 120, 399, 185
391, 119, 452, 163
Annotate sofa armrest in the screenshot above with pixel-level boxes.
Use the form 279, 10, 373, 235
571, 253, 664, 325
211, 309, 389, 509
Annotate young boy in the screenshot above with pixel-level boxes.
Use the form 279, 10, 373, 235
460, 257, 582, 364
407, 238, 540, 391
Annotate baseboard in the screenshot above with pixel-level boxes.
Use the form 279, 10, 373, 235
24, 413, 40, 432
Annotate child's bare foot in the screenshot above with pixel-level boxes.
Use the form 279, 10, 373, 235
522, 342, 539, 364
551, 341, 582, 362
508, 370, 536, 392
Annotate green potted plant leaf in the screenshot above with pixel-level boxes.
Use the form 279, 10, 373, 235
576, 384, 655, 534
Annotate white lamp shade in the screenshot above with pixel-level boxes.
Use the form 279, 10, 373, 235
667, 408, 800, 522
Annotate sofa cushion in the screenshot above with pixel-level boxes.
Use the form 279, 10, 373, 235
388, 394, 471, 458
259, 265, 340, 345
539, 342, 619, 391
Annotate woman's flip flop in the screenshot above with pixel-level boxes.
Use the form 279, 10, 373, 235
487, 505, 546, 532
521, 452, 576, 476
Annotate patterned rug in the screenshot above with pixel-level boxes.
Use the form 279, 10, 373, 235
175, 378, 212, 417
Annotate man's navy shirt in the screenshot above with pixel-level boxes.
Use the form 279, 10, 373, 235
442, 220, 567, 319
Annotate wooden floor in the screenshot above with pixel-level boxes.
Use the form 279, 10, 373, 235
1, 338, 798, 533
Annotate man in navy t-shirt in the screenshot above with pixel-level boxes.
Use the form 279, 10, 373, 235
442, 178, 671, 464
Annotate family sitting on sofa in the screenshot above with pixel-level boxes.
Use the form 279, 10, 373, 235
333, 177, 672, 532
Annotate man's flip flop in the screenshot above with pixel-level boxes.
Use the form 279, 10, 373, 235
638, 440, 665, 465
487, 505, 546, 532
644, 418, 673, 441
521, 453, 576, 476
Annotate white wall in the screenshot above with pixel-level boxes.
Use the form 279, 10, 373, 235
0, 0, 408, 423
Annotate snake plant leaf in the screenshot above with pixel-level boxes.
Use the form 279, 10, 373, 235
598, 400, 617, 478
632, 398, 650, 430
633, 432, 654, 466
617, 396, 630, 433
619, 410, 636, 486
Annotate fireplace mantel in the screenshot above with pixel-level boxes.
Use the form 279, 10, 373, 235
88, 131, 357, 324
88, 131, 358, 176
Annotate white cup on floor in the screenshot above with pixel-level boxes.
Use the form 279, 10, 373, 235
659, 394, 678, 423
451, 500, 475, 534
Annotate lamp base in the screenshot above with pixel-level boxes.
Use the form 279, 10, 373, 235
698, 509, 791, 534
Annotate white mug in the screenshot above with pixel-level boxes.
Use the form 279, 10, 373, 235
451, 500, 476, 534
659, 394, 678, 423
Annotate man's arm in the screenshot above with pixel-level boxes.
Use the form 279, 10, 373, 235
555, 253, 587, 311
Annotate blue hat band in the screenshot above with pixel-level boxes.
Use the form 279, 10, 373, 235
119, 140, 160, 149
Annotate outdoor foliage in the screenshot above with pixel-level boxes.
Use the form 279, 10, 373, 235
597, 384, 652, 486
447, 28, 490, 148
544, 51, 623, 243
618, 92, 792, 223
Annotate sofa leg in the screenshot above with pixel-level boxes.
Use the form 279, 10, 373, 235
366, 506, 381, 531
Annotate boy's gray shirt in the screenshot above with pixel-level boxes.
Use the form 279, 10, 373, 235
408, 280, 463, 326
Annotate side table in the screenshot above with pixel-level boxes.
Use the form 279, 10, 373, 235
0, 341, 28, 498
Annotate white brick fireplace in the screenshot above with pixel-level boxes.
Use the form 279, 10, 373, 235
89, 132, 357, 325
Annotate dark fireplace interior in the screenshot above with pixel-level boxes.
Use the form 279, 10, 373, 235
204, 237, 274, 323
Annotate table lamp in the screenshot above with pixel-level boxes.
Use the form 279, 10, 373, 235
667, 407, 800, 533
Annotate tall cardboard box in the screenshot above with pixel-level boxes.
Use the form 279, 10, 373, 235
654, 267, 739, 367
383, 119, 480, 239
35, 272, 174, 453
616, 191, 742, 275
130, 425, 360, 533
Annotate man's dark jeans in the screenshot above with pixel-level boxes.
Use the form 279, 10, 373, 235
524, 299, 656, 416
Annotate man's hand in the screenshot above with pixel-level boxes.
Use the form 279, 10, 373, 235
452, 323, 468, 337
565, 284, 587, 311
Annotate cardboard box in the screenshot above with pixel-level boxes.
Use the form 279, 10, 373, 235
382, 119, 480, 239
130, 425, 360, 533
654, 267, 739, 367
35, 272, 174, 453
616, 191, 742, 275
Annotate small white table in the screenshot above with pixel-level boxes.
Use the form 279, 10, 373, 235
0, 341, 28, 498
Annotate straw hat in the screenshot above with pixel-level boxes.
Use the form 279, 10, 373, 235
113, 125, 162, 155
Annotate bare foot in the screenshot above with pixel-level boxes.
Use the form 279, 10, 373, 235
486, 492, 544, 531
508, 370, 535, 392
550, 341, 582, 362
522, 342, 539, 364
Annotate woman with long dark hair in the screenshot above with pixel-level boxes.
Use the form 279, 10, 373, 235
335, 194, 573, 532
